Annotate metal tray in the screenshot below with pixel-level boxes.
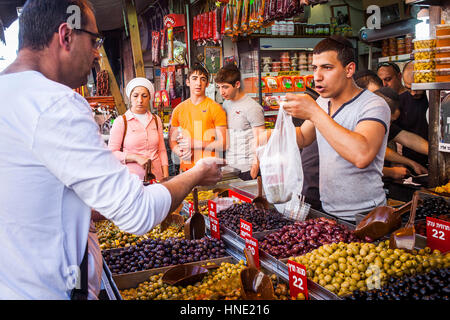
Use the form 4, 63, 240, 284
113, 256, 235, 292
228, 179, 263, 200
112, 254, 290, 300
355, 190, 450, 249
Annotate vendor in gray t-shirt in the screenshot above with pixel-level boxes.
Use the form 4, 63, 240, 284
215, 65, 265, 180
283, 36, 391, 222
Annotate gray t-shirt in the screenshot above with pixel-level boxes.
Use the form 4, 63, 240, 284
223, 95, 265, 172
315, 89, 391, 221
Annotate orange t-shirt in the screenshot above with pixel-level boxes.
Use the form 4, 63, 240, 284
171, 97, 227, 171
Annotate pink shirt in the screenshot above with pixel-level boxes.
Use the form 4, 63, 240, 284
109, 110, 168, 181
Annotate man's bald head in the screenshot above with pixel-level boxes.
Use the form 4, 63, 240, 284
403, 60, 425, 99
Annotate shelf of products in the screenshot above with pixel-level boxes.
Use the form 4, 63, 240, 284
378, 53, 413, 63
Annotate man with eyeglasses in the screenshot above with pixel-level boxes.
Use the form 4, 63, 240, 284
0, 0, 223, 300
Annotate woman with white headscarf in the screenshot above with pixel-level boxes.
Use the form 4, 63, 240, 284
109, 77, 169, 181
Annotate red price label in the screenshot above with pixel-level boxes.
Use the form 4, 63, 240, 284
229, 190, 252, 203
245, 237, 260, 269
426, 217, 450, 253
209, 215, 221, 239
240, 219, 252, 239
208, 200, 217, 218
287, 260, 309, 300
188, 201, 194, 217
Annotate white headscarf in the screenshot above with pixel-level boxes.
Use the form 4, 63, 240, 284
125, 77, 155, 103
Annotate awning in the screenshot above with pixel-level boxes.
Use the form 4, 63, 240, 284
0, 0, 157, 44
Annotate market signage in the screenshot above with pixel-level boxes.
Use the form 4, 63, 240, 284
287, 260, 309, 300
426, 217, 450, 253
208, 200, 220, 239
240, 219, 253, 239
229, 189, 252, 203
245, 236, 260, 269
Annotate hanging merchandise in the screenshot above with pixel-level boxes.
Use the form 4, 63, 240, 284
213, 7, 221, 44
160, 70, 167, 92
240, 0, 250, 34
167, 27, 174, 63
173, 41, 187, 65
232, 0, 242, 36
152, 31, 161, 65
160, 29, 166, 60
154, 91, 162, 110
167, 69, 176, 100
161, 90, 170, 108
224, 1, 234, 36
208, 10, 214, 40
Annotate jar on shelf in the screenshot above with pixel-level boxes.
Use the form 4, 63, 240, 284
323, 24, 330, 36
397, 37, 406, 55
405, 34, 414, 54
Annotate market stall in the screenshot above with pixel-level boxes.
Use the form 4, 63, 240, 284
1, 0, 449, 304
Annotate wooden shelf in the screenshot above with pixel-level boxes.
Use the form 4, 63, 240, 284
378, 53, 413, 63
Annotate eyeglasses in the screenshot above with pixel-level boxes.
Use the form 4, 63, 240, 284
74, 28, 105, 49
377, 62, 400, 73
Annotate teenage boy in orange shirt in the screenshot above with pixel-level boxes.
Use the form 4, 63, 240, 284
170, 64, 227, 172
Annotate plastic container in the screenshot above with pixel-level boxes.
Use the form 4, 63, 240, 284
436, 68, 450, 82
265, 76, 280, 92
413, 59, 436, 71
436, 46, 450, 58
304, 74, 315, 88
293, 76, 306, 92
413, 38, 436, 50
413, 70, 436, 83
437, 35, 450, 48
413, 48, 436, 60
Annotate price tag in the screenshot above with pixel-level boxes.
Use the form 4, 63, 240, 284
245, 236, 260, 269
240, 219, 253, 239
208, 200, 220, 239
209, 215, 221, 239
229, 190, 252, 203
426, 217, 450, 253
287, 260, 309, 300
188, 201, 194, 217
208, 200, 217, 218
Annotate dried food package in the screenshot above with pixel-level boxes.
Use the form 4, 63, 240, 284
232, 0, 242, 35
257, 103, 304, 204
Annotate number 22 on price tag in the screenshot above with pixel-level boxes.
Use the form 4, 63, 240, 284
287, 260, 309, 300
426, 217, 450, 253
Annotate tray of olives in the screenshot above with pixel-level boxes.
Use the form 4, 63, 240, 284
115, 256, 294, 300
102, 237, 229, 275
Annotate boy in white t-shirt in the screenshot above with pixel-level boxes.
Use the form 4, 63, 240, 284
215, 65, 266, 180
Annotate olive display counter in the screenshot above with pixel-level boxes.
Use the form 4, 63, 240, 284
99, 182, 450, 301
355, 190, 450, 250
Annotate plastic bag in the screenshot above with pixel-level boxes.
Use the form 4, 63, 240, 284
257, 103, 303, 204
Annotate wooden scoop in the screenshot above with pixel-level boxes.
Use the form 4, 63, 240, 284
184, 188, 206, 240
389, 191, 420, 251
160, 202, 185, 232
143, 159, 156, 185
354, 200, 413, 241
252, 176, 270, 210
239, 247, 275, 300
162, 264, 209, 287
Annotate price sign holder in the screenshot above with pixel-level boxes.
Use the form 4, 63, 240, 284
229, 189, 252, 203
245, 236, 260, 269
287, 259, 309, 300
426, 217, 450, 253
240, 219, 253, 239
208, 200, 220, 239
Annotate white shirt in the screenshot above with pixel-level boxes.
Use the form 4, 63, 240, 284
0, 71, 172, 299
315, 90, 390, 221
222, 95, 265, 172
